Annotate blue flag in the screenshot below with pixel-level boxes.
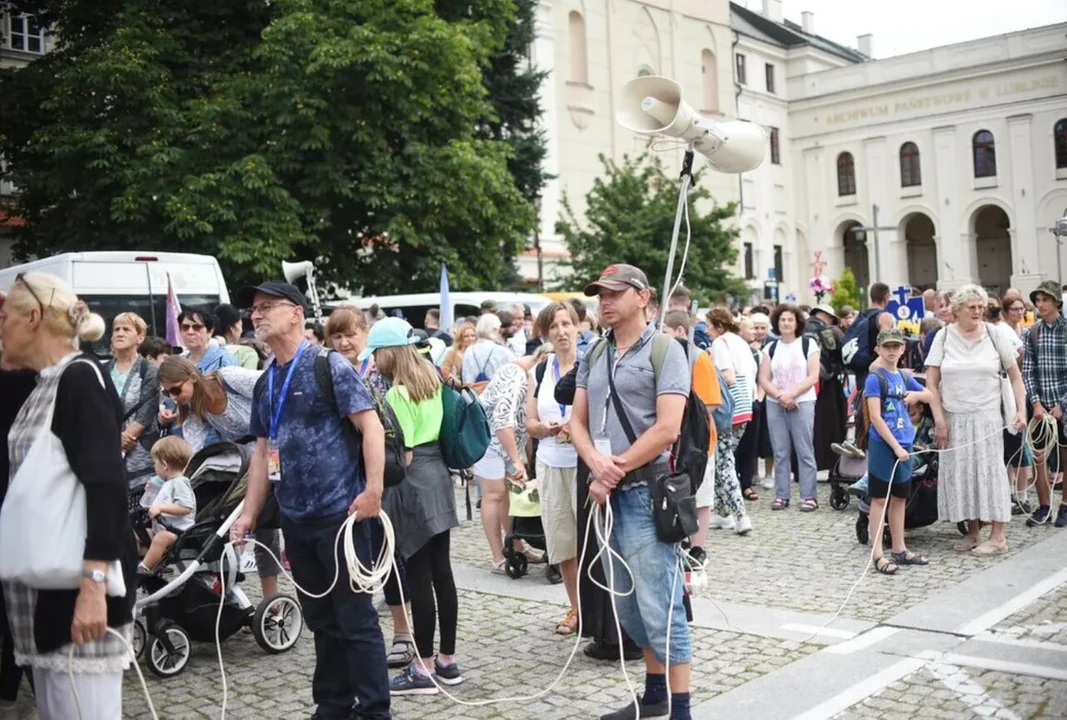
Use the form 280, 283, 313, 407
439, 263, 453, 332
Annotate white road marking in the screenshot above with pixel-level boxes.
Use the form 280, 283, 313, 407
934, 652, 1067, 683
976, 631, 1067, 654
926, 661, 1022, 720
791, 658, 927, 720
824, 626, 900, 655
956, 568, 1067, 636
780, 623, 858, 640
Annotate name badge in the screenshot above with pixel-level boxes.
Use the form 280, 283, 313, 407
594, 435, 612, 458
268, 440, 282, 482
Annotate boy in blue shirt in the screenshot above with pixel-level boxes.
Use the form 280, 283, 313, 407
864, 328, 934, 575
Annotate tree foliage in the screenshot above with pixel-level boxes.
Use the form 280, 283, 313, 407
555, 154, 742, 303
0, 0, 537, 294
830, 267, 864, 311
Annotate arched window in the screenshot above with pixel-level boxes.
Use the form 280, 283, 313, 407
973, 130, 997, 178
899, 142, 921, 187
1055, 119, 1067, 169
701, 49, 718, 112
568, 12, 588, 85
837, 152, 856, 196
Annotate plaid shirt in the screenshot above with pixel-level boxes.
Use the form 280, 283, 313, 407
1022, 314, 1067, 409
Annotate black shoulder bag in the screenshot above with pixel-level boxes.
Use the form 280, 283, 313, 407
604, 347, 698, 544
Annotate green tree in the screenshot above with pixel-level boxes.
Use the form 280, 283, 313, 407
830, 266, 864, 311
556, 153, 742, 303
0, 0, 535, 294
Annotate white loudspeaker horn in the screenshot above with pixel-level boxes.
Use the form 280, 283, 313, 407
617, 76, 766, 173
282, 260, 314, 284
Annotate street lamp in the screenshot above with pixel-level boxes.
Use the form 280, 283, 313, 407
1052, 208, 1067, 286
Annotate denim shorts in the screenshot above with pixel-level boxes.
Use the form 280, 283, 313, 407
599, 485, 691, 665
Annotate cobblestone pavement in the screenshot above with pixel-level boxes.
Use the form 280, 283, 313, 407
832, 668, 1067, 720
2, 481, 1064, 719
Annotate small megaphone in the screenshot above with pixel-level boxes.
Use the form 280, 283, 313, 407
617, 76, 766, 173
281, 260, 323, 322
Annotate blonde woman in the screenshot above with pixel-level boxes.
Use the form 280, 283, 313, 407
0, 273, 135, 719
440, 322, 476, 384
360, 318, 462, 694
107, 312, 160, 500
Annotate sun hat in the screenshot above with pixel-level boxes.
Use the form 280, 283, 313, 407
357, 317, 420, 361
1029, 280, 1062, 308
812, 304, 839, 324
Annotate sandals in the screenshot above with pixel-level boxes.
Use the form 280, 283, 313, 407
555, 608, 579, 635
891, 551, 929, 566
799, 498, 819, 513
771, 498, 790, 511
954, 536, 980, 552
971, 540, 1007, 556
743, 488, 759, 501
875, 556, 899, 575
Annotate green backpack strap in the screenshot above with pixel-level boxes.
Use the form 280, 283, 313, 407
587, 331, 671, 385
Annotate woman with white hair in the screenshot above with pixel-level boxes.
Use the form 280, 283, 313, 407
925, 284, 1026, 555
462, 313, 513, 393
0, 273, 135, 718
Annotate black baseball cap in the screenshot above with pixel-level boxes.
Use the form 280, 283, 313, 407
236, 281, 308, 310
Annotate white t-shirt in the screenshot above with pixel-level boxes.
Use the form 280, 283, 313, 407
712, 332, 758, 400
531, 355, 578, 468
763, 337, 821, 404
154, 475, 197, 531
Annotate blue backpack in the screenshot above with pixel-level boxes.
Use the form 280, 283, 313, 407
712, 366, 736, 432
841, 308, 883, 374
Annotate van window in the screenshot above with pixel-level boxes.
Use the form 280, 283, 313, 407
83, 294, 222, 352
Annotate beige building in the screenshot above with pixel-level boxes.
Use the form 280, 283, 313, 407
522, 0, 742, 286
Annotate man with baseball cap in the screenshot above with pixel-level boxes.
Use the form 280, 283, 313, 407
1022, 280, 1067, 527
571, 263, 695, 720
231, 281, 392, 719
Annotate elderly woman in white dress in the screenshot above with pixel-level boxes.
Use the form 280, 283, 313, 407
925, 285, 1026, 555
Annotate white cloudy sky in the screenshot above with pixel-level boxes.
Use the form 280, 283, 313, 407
739, 0, 1067, 58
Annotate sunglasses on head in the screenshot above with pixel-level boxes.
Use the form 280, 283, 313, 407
15, 273, 52, 311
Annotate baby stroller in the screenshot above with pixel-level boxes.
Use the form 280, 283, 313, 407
829, 448, 866, 511
132, 443, 302, 678
854, 450, 941, 545
501, 479, 562, 584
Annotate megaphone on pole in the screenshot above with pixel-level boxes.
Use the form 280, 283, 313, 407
281, 260, 323, 322
617, 76, 766, 173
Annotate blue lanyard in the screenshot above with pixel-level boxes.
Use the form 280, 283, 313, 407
359, 358, 370, 378
267, 342, 309, 440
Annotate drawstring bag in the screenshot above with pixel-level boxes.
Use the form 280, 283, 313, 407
0, 358, 126, 597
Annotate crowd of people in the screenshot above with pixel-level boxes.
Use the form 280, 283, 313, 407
0, 263, 1064, 720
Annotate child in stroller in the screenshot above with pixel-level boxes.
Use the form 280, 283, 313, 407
131, 442, 302, 678
137, 436, 196, 574
502, 476, 562, 583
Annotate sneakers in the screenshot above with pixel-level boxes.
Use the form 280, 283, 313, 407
1012, 498, 1034, 516
841, 440, 865, 458
709, 515, 736, 531
735, 515, 753, 535
1027, 505, 1051, 527
848, 476, 870, 499
389, 663, 438, 695
760, 476, 775, 490
434, 658, 464, 686
1056, 504, 1067, 528
599, 697, 670, 720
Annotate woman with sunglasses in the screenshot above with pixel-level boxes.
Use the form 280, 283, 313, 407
106, 312, 161, 510
359, 318, 462, 695
0, 273, 135, 719
155, 356, 283, 595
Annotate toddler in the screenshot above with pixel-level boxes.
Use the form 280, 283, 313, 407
138, 436, 197, 574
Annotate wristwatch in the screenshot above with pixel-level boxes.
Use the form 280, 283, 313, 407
81, 569, 107, 584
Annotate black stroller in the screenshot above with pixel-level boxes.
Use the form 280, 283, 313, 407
854, 451, 940, 545
132, 443, 302, 677
501, 479, 562, 584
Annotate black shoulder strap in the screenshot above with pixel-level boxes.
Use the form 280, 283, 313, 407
605, 347, 639, 446
534, 358, 547, 397
767, 339, 779, 360
314, 347, 339, 415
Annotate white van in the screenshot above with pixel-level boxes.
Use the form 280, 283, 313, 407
0, 251, 230, 340
330, 291, 553, 329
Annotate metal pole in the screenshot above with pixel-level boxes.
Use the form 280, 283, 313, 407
658, 146, 695, 330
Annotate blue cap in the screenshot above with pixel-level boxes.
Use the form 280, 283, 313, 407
357, 317, 420, 362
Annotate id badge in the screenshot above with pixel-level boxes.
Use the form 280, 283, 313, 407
267, 440, 282, 482
594, 434, 612, 458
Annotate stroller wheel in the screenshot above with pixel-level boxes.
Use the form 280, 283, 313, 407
830, 486, 851, 511
855, 514, 869, 545
546, 564, 563, 585
147, 625, 191, 678
252, 594, 304, 654
505, 554, 528, 579
132, 618, 147, 660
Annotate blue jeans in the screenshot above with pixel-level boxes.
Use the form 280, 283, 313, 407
282, 512, 391, 720
599, 485, 691, 665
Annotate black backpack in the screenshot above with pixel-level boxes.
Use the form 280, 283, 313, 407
804, 318, 845, 379
313, 348, 406, 488
675, 340, 712, 493
841, 308, 883, 375
855, 368, 907, 450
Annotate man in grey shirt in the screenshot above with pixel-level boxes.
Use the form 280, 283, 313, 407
570, 263, 694, 720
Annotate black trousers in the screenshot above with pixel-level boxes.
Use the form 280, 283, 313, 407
405, 530, 458, 659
